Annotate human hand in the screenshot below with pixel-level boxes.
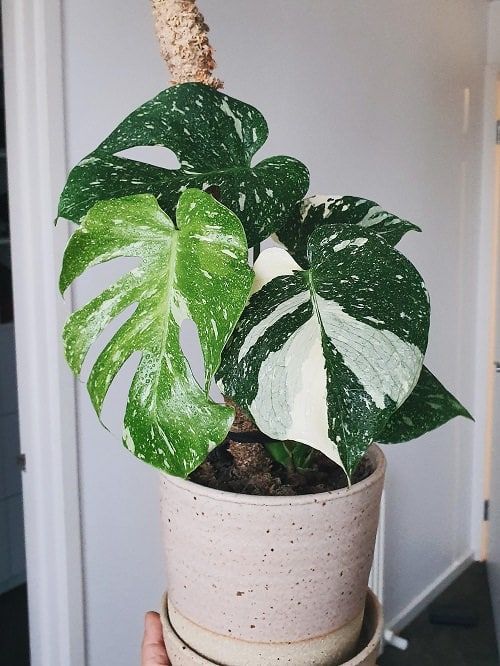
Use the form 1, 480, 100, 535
141, 612, 170, 665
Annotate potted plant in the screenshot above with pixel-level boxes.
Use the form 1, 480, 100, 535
56, 3, 472, 664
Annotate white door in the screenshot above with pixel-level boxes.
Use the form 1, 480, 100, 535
487, 122, 500, 641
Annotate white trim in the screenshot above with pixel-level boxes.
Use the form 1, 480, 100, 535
471, 64, 500, 560
1, 2, 85, 665
385, 553, 474, 633
368, 490, 385, 604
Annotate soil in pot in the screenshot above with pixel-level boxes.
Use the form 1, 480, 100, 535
190, 440, 373, 496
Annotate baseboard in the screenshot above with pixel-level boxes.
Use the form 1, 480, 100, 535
386, 552, 475, 633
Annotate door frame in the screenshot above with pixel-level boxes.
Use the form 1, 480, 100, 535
471, 63, 500, 560
1, 2, 85, 665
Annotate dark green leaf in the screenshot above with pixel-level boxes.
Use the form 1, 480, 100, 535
58, 83, 309, 247
264, 441, 293, 468
264, 441, 314, 471
277, 194, 420, 266
290, 442, 314, 471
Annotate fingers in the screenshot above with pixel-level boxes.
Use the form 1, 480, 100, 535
141, 612, 170, 666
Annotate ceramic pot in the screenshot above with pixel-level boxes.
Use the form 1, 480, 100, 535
160, 589, 384, 666
159, 445, 385, 666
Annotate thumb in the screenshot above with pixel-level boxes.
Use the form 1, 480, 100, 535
141, 612, 170, 666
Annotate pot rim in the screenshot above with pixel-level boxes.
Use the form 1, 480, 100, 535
160, 444, 386, 507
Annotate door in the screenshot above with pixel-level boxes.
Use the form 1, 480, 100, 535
487, 86, 500, 641
1, 1, 85, 664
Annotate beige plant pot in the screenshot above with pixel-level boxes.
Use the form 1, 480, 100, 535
159, 445, 385, 666
160, 589, 383, 666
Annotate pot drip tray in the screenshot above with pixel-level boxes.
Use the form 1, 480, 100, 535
160, 589, 383, 666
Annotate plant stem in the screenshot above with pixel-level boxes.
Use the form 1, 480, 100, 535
150, 0, 223, 89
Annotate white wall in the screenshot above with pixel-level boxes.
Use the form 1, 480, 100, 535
62, 5, 167, 665
489, 0, 500, 65
62, 1, 488, 662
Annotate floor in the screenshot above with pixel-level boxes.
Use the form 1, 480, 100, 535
0, 584, 29, 666
379, 563, 499, 666
0, 564, 497, 666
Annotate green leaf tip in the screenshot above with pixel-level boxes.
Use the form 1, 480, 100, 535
378, 366, 473, 444
265, 440, 314, 472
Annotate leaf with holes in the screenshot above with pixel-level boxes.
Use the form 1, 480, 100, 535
60, 189, 253, 477
58, 82, 309, 247
377, 366, 472, 443
217, 226, 430, 479
276, 194, 421, 266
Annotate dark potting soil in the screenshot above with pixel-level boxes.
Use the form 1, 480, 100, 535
189, 440, 373, 496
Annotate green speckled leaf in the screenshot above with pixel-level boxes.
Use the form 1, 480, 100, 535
277, 194, 421, 266
60, 189, 253, 477
377, 366, 472, 443
58, 83, 309, 247
217, 226, 430, 479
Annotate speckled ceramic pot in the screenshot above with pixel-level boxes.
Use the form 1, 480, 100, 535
159, 445, 385, 666
160, 589, 383, 666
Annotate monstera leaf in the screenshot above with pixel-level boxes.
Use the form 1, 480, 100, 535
60, 189, 253, 477
217, 226, 430, 478
378, 366, 472, 443
58, 83, 309, 247
277, 194, 421, 266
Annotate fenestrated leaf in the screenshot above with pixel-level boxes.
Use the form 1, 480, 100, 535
58, 82, 309, 247
60, 189, 253, 477
217, 226, 430, 479
276, 194, 421, 266
377, 366, 473, 443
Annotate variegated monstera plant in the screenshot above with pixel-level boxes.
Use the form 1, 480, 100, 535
57, 83, 471, 482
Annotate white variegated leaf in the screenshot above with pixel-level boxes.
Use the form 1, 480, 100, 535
217, 225, 430, 478
60, 189, 253, 477
58, 83, 309, 247
277, 194, 421, 266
